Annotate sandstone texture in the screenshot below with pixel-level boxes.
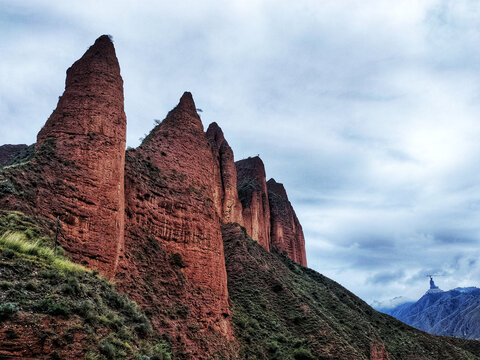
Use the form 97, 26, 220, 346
235, 156, 271, 250
206, 122, 243, 225
0, 35, 126, 277
267, 178, 307, 266
116, 93, 235, 358
0, 144, 28, 166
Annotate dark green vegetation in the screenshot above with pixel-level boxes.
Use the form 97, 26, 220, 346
0, 210, 171, 360
222, 223, 480, 360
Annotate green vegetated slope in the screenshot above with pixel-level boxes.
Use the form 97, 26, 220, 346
222, 223, 480, 360
0, 210, 171, 360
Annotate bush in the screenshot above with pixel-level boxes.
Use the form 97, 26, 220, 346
99, 339, 117, 358
171, 253, 185, 268
293, 348, 314, 360
0, 280, 12, 289
0, 303, 18, 320
35, 298, 70, 317
151, 342, 172, 360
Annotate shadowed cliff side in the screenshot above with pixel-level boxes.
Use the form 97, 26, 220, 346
0, 35, 126, 277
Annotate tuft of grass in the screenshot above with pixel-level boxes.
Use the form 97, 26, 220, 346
0, 210, 173, 359
0, 231, 90, 275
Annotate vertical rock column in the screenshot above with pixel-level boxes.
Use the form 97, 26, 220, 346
206, 122, 244, 225
35, 35, 126, 277
118, 93, 234, 356
267, 178, 307, 266
235, 156, 271, 250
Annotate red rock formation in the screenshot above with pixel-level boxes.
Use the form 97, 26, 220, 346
1, 35, 126, 277
235, 156, 271, 250
267, 178, 307, 266
370, 342, 391, 360
206, 122, 243, 225
0, 144, 28, 166
116, 93, 235, 357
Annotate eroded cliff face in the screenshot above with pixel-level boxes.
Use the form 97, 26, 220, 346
267, 178, 307, 266
235, 156, 271, 250
115, 93, 235, 358
206, 122, 243, 225
0, 144, 28, 166
0, 35, 126, 277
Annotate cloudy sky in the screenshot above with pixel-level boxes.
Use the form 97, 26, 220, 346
2, 0, 480, 304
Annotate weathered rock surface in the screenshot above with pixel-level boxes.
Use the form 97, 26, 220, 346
116, 93, 235, 358
0, 144, 28, 166
267, 178, 307, 266
0, 35, 126, 277
235, 156, 271, 250
206, 122, 243, 225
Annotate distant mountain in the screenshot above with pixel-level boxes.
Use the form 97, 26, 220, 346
371, 296, 414, 312
378, 280, 480, 339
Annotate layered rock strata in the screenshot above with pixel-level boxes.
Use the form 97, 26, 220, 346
235, 156, 271, 250
115, 93, 234, 357
206, 122, 243, 225
267, 178, 307, 266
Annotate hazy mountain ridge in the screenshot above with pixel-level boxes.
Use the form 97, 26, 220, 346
381, 287, 480, 340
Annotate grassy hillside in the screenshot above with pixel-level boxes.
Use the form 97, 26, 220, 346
223, 223, 480, 360
0, 210, 171, 360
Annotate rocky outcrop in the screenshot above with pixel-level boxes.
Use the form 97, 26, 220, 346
0, 144, 28, 166
116, 93, 235, 358
206, 122, 243, 225
267, 178, 307, 266
235, 156, 271, 250
0, 35, 126, 277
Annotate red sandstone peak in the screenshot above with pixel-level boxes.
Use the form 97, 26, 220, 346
236, 156, 271, 250
207, 122, 244, 225
206, 122, 225, 148
31, 35, 126, 277
267, 178, 307, 267
37, 34, 123, 142
120, 95, 234, 351
236, 157, 267, 183
150, 92, 203, 137
266, 178, 288, 200
177, 91, 197, 113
